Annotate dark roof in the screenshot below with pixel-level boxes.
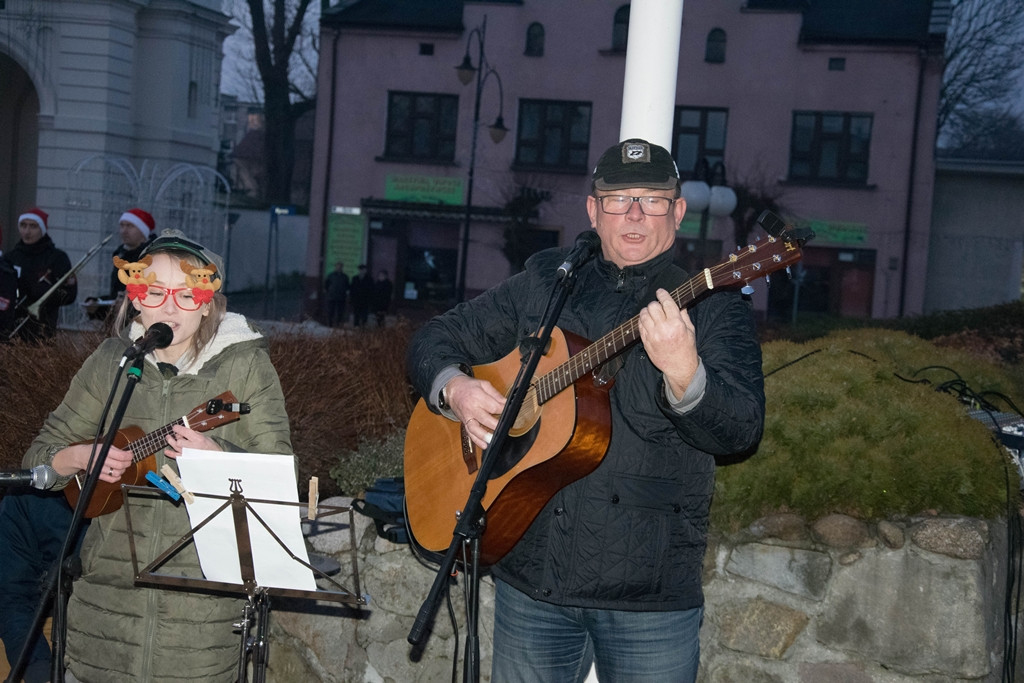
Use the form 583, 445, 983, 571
745, 0, 809, 9
746, 0, 940, 44
800, 0, 937, 44
322, 0, 464, 31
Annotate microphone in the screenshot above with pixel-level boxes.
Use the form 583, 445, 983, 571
124, 322, 173, 360
0, 465, 58, 490
557, 231, 602, 279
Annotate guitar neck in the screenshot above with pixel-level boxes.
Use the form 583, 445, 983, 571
530, 233, 804, 404
534, 271, 711, 403
128, 418, 187, 463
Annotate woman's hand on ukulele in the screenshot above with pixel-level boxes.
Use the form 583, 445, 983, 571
163, 424, 222, 459
52, 443, 133, 482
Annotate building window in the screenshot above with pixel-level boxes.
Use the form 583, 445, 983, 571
515, 99, 592, 171
612, 5, 629, 52
672, 106, 728, 178
789, 111, 872, 183
705, 28, 726, 63
525, 22, 544, 56
384, 91, 458, 162
187, 81, 198, 119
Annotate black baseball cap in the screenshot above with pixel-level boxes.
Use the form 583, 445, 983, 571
592, 138, 680, 192
142, 229, 225, 280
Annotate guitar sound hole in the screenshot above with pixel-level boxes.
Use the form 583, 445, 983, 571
488, 418, 542, 479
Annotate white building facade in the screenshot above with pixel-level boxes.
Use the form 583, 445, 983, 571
0, 0, 232, 310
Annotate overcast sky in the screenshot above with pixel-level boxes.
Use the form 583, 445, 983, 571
219, 1, 322, 101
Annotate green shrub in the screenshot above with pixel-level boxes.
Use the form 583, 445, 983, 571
328, 429, 406, 496
711, 328, 1020, 530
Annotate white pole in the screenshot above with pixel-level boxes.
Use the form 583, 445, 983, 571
618, 0, 685, 149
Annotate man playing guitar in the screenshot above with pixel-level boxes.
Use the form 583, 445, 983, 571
406, 139, 766, 682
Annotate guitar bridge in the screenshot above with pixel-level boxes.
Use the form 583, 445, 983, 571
460, 422, 478, 475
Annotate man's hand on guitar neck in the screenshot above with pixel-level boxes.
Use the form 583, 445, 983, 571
639, 288, 701, 402
443, 374, 506, 450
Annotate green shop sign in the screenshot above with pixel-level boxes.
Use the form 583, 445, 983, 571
385, 174, 464, 205
802, 220, 868, 245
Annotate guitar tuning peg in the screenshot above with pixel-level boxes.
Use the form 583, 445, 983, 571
741, 285, 755, 295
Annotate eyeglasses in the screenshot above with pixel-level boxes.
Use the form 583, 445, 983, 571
137, 286, 203, 311
596, 195, 676, 216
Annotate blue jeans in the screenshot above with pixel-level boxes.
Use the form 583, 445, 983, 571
491, 579, 703, 683
0, 490, 87, 683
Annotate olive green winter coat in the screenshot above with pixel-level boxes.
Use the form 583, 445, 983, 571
23, 313, 292, 682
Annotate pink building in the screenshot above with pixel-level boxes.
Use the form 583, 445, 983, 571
307, 0, 946, 321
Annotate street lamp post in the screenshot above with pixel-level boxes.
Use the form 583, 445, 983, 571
454, 15, 508, 303
679, 158, 737, 268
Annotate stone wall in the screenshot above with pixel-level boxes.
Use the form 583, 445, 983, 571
264, 499, 1019, 682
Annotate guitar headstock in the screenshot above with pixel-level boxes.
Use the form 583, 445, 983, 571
707, 233, 807, 290
185, 390, 243, 432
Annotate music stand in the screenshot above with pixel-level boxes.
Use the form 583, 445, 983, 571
121, 482, 367, 683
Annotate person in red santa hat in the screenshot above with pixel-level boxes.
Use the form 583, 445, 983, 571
84, 208, 157, 323
109, 208, 156, 299
6, 207, 77, 341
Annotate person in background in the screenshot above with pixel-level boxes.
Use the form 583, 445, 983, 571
349, 263, 372, 327
84, 208, 157, 323
6, 208, 77, 341
0, 220, 20, 338
324, 260, 350, 327
108, 208, 157, 299
406, 139, 765, 682
373, 268, 393, 328
21, 229, 292, 682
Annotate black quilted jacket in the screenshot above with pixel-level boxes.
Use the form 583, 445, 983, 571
406, 245, 765, 611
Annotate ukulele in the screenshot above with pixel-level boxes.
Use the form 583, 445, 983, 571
64, 391, 247, 518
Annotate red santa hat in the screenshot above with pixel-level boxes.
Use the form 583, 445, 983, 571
18, 207, 49, 234
120, 208, 155, 239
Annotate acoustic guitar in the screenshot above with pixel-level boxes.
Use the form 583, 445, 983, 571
404, 230, 808, 566
64, 391, 246, 518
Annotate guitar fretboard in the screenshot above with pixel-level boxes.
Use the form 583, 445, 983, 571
533, 271, 712, 404
128, 418, 186, 462
531, 234, 798, 405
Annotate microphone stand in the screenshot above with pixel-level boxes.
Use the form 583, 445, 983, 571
7, 355, 147, 683
408, 265, 583, 682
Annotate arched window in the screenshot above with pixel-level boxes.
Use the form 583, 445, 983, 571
705, 28, 726, 63
612, 5, 630, 52
525, 22, 544, 56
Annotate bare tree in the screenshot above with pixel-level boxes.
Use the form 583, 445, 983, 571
939, 0, 1024, 148
224, 0, 319, 205
943, 108, 1024, 159
725, 160, 788, 249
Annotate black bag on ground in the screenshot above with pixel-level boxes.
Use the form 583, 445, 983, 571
352, 476, 409, 544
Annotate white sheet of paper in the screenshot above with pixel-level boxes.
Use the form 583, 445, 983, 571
176, 448, 316, 591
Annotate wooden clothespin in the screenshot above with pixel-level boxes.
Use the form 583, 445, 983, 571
307, 476, 319, 520
160, 464, 195, 504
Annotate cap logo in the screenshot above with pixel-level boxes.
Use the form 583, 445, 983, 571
622, 142, 649, 163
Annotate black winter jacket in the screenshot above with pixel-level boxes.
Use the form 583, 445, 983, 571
407, 246, 765, 612
6, 235, 76, 339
